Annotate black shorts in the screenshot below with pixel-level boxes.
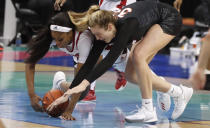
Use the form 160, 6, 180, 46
157, 2, 182, 36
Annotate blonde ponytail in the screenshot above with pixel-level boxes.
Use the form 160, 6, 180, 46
68, 5, 100, 32
88, 8, 116, 29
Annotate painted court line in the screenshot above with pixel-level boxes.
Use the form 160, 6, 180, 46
0, 118, 60, 128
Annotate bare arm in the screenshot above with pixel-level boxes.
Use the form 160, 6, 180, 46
62, 56, 103, 120
47, 41, 106, 114
25, 63, 44, 112
61, 62, 83, 120
47, 80, 89, 113
190, 31, 210, 89
65, 80, 90, 96
61, 93, 81, 120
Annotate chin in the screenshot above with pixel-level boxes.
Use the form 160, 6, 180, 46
105, 39, 111, 43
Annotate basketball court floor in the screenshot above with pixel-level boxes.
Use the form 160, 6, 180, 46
0, 46, 210, 128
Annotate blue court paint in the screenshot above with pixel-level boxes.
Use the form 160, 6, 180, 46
0, 72, 209, 128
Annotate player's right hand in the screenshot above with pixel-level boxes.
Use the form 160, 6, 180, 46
61, 112, 76, 120
30, 95, 44, 112
54, 0, 66, 11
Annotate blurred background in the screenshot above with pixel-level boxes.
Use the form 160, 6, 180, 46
0, 0, 210, 80
0, 0, 207, 45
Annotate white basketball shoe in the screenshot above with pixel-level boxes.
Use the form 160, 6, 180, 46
52, 71, 66, 91
125, 105, 158, 123
171, 85, 193, 120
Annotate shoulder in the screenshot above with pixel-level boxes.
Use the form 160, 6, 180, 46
117, 17, 139, 26
77, 30, 93, 50
80, 30, 93, 38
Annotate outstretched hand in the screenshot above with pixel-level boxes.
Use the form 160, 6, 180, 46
30, 94, 44, 112
47, 80, 90, 114
46, 94, 69, 112
54, 0, 67, 11
61, 112, 76, 120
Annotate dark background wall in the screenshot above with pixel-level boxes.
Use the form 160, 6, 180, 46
0, 0, 203, 37
0, 0, 5, 36
160, 0, 202, 17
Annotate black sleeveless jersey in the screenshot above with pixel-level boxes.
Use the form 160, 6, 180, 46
116, 1, 160, 40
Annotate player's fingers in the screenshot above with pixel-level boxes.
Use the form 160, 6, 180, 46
68, 115, 75, 120
62, 114, 75, 120
47, 102, 56, 112
173, 2, 178, 10
33, 104, 43, 112
54, 3, 61, 11
177, 3, 181, 12
71, 116, 76, 120
37, 96, 42, 101
60, 0, 66, 7
55, 0, 61, 4
60, 115, 65, 120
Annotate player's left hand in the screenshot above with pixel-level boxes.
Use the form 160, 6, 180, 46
61, 112, 76, 120
173, 0, 183, 12
46, 94, 69, 112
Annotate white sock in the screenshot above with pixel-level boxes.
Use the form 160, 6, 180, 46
52, 80, 65, 90
142, 99, 153, 111
90, 81, 96, 90
167, 84, 182, 97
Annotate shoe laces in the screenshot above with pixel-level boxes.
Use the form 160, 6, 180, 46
173, 86, 184, 108
129, 105, 143, 114
173, 96, 184, 109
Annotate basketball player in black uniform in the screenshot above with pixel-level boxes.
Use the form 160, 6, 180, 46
47, 1, 193, 122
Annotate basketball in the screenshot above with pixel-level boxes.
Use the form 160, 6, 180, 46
42, 89, 69, 117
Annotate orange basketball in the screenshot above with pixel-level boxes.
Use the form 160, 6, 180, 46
42, 89, 69, 117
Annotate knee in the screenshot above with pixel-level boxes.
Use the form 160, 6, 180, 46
132, 48, 147, 65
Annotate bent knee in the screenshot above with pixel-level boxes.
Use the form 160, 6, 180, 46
132, 49, 147, 64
